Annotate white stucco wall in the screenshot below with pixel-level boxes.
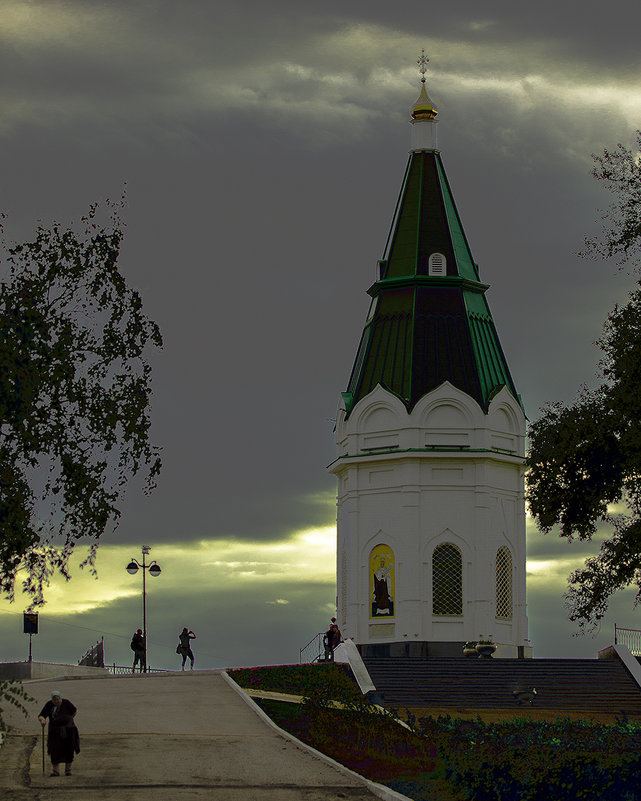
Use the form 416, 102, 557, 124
329, 381, 529, 655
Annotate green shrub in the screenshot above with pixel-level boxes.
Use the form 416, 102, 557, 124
228, 662, 363, 704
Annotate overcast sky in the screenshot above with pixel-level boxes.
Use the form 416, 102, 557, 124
1, 1, 641, 670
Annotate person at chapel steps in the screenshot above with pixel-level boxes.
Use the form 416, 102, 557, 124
38, 691, 80, 777
324, 617, 342, 661
177, 627, 196, 670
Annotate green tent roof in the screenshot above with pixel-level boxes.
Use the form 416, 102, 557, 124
344, 150, 521, 415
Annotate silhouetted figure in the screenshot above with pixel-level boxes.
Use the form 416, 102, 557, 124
131, 628, 146, 672
178, 627, 196, 670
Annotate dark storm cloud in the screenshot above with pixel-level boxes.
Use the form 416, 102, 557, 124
112, 487, 336, 545
3, 1, 637, 147
526, 525, 607, 561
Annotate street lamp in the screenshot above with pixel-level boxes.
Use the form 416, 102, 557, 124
126, 545, 162, 672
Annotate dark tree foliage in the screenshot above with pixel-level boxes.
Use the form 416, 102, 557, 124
527, 130, 641, 628
0, 201, 162, 604
582, 130, 641, 268
527, 289, 641, 628
0, 680, 33, 733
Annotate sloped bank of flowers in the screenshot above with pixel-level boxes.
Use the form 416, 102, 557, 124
228, 663, 453, 801
228, 664, 641, 801
253, 698, 445, 801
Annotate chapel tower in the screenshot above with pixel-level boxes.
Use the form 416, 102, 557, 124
329, 53, 530, 659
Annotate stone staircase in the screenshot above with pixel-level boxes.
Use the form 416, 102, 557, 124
362, 656, 641, 714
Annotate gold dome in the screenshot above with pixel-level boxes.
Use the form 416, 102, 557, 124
412, 81, 438, 121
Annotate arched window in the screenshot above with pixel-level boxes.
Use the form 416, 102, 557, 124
495, 546, 513, 620
428, 252, 446, 276
432, 543, 462, 615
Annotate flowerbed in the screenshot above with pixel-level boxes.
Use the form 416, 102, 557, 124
417, 714, 641, 801
228, 664, 641, 801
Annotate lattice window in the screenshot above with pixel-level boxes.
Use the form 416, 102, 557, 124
496, 546, 513, 620
432, 543, 462, 616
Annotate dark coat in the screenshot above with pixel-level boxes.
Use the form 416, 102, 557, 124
39, 699, 80, 764
330, 624, 342, 649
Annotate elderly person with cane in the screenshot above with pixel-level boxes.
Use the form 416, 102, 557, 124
38, 690, 80, 777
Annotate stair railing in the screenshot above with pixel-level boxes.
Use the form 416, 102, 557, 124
614, 624, 641, 655
299, 632, 324, 664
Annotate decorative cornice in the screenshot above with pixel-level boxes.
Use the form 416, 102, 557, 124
327, 446, 524, 473
367, 275, 490, 297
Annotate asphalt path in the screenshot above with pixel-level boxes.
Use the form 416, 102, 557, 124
0, 670, 398, 801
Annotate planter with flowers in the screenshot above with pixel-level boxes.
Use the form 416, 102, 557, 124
475, 638, 496, 659
463, 641, 477, 657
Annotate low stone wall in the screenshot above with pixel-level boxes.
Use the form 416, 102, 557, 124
0, 662, 109, 681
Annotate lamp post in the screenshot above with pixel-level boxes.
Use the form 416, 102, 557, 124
126, 545, 162, 672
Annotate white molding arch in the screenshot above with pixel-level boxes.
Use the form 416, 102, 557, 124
360, 405, 399, 433
414, 381, 483, 429
487, 387, 526, 436
490, 406, 516, 434
349, 384, 407, 434
422, 526, 471, 563
361, 528, 399, 560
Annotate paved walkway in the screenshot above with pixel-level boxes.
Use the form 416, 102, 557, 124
0, 670, 394, 800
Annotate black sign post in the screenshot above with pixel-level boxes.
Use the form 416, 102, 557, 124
23, 613, 39, 663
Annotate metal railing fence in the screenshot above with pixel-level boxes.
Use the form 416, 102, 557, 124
299, 632, 324, 664
108, 663, 170, 675
614, 624, 641, 656
78, 637, 105, 668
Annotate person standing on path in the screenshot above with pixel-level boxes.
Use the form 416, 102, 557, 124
37, 691, 80, 777
131, 628, 146, 673
178, 627, 196, 670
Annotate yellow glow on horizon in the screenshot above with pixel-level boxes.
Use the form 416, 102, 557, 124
526, 558, 579, 581
526, 560, 558, 574
1, 527, 598, 619
0, 527, 338, 618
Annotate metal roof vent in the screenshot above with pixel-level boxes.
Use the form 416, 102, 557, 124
429, 252, 446, 275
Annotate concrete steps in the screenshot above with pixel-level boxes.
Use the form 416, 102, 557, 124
362, 656, 641, 713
